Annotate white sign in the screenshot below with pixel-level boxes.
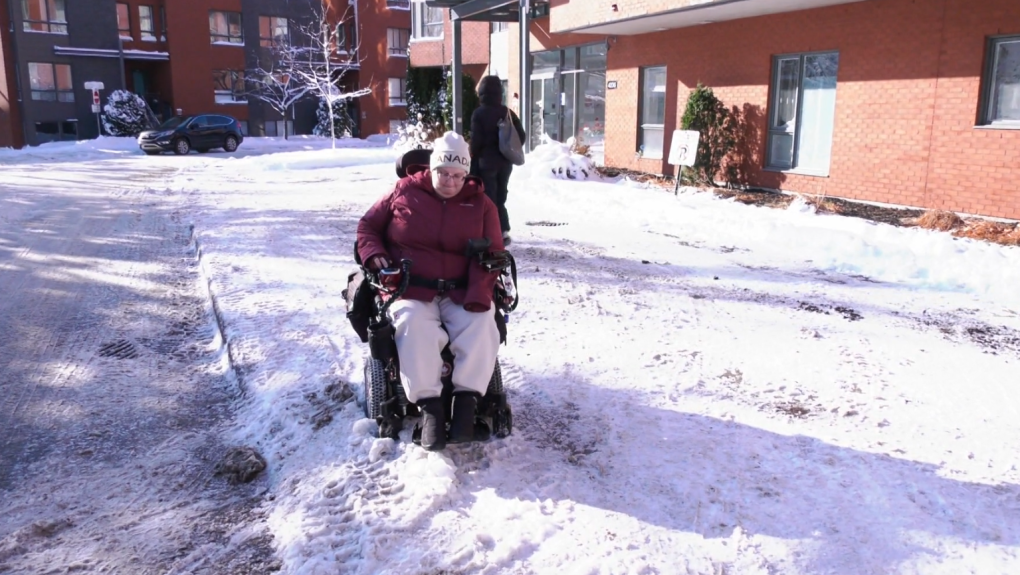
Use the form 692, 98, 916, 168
91, 104, 100, 113
92, 91, 100, 105
84, 81, 104, 90
667, 129, 701, 167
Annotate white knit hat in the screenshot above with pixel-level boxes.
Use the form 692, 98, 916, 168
430, 131, 471, 172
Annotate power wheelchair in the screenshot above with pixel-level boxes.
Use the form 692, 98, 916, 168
342, 148, 518, 444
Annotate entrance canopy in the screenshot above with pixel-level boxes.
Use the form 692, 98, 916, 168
425, 0, 539, 150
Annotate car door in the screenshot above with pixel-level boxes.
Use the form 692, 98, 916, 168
210, 116, 231, 145
182, 116, 205, 146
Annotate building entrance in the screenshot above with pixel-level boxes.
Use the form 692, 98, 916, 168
529, 43, 606, 162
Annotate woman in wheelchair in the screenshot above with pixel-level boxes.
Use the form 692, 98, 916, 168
356, 131, 506, 451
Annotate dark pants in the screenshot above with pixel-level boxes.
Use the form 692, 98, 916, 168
479, 163, 513, 234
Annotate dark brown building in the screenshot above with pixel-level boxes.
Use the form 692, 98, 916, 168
0, 0, 409, 148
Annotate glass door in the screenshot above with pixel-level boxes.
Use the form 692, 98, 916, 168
530, 69, 559, 148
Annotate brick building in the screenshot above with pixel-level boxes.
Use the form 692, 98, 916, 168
0, 0, 411, 148
425, 0, 1019, 220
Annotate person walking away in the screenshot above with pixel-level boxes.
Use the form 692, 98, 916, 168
470, 76, 526, 246
357, 131, 504, 451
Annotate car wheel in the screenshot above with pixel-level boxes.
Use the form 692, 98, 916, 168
173, 138, 190, 155
223, 135, 239, 153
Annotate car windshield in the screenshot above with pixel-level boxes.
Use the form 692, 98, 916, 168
156, 117, 190, 130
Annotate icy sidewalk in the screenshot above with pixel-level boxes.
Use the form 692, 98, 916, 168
172, 140, 1020, 575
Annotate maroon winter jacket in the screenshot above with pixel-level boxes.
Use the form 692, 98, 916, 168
357, 165, 505, 311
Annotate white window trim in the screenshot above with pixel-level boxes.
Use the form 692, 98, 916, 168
411, 3, 443, 41
387, 28, 410, 58
209, 10, 243, 45
764, 50, 840, 177
638, 66, 666, 159
979, 35, 1020, 129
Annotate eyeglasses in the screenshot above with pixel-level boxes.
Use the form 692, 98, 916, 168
436, 170, 466, 183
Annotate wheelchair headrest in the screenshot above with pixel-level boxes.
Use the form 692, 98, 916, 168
395, 148, 433, 178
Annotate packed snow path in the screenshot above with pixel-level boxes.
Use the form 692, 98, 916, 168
170, 140, 1019, 575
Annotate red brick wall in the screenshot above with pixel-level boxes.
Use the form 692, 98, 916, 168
165, 0, 247, 120
408, 10, 489, 68
600, 0, 1020, 219
335, 0, 410, 135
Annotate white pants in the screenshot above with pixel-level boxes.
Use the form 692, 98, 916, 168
389, 297, 500, 404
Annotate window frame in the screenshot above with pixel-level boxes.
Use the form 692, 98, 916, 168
21, 0, 67, 34
387, 28, 410, 57
259, 15, 289, 48
979, 35, 1020, 128
385, 0, 410, 9
28, 62, 74, 102
213, 70, 247, 103
764, 50, 841, 176
411, 3, 443, 40
637, 65, 667, 160
139, 5, 155, 39
388, 77, 407, 107
209, 10, 243, 45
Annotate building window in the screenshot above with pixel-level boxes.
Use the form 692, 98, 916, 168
259, 16, 289, 47
766, 51, 840, 174
210, 11, 243, 44
213, 70, 246, 103
263, 120, 293, 137
35, 120, 77, 143
386, 0, 410, 9
21, 0, 67, 33
139, 6, 155, 39
638, 66, 666, 159
335, 22, 348, 53
388, 78, 407, 106
160, 5, 167, 38
116, 3, 130, 37
491, 22, 508, 34
980, 36, 1020, 127
28, 62, 74, 102
387, 28, 409, 57
411, 3, 443, 39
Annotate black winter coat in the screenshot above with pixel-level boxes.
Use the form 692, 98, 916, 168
469, 104, 526, 172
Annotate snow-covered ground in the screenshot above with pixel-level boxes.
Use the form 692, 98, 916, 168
3, 135, 1020, 574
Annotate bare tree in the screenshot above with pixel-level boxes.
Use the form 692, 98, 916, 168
269, 3, 371, 147
245, 66, 310, 139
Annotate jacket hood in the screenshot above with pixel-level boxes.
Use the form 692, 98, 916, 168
477, 75, 504, 107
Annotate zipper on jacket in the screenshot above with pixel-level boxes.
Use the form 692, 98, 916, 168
439, 199, 448, 282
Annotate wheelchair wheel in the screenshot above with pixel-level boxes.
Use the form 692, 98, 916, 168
492, 405, 513, 439
487, 361, 504, 395
363, 358, 388, 419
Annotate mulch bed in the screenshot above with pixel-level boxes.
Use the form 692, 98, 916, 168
597, 167, 1018, 246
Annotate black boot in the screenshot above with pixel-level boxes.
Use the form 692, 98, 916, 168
448, 391, 480, 444
416, 397, 446, 451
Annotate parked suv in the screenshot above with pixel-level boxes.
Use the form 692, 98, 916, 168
138, 114, 244, 155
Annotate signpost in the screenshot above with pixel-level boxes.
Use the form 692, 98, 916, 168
84, 81, 104, 135
667, 129, 701, 195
